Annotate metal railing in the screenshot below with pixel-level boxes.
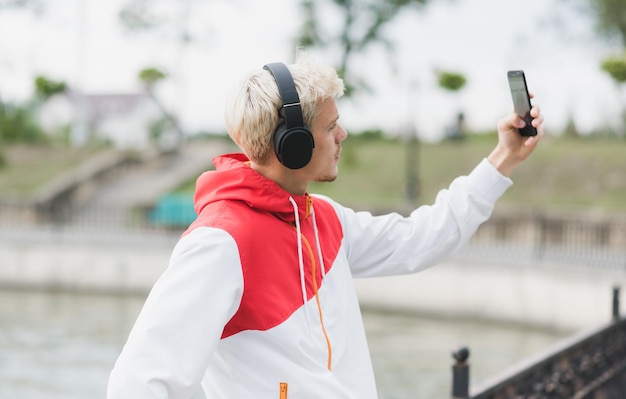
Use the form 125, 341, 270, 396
0, 201, 185, 233
459, 212, 626, 271
451, 287, 626, 399
2, 203, 626, 268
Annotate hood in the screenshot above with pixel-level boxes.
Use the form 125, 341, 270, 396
193, 153, 312, 223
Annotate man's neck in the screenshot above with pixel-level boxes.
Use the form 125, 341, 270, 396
250, 160, 309, 196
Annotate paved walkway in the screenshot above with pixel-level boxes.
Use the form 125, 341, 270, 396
62, 139, 237, 227
85, 140, 235, 207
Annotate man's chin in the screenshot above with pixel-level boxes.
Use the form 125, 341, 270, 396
315, 174, 338, 183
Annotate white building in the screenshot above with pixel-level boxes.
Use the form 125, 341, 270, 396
38, 90, 180, 151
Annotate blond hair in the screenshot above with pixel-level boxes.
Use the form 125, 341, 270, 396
225, 55, 345, 164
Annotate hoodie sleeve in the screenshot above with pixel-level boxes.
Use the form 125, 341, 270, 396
328, 158, 512, 278
107, 227, 243, 399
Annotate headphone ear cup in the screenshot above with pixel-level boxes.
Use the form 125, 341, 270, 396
263, 62, 314, 169
274, 125, 315, 169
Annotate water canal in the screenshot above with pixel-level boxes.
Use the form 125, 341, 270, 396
0, 289, 569, 398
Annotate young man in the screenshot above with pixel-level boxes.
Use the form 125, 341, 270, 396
108, 56, 543, 398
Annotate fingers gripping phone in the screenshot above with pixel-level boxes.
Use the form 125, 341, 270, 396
507, 70, 537, 137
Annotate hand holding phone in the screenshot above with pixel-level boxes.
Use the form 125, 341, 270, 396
507, 70, 537, 137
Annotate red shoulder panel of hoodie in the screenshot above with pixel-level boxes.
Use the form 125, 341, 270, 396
185, 196, 343, 339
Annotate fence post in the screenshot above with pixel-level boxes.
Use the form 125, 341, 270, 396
533, 213, 546, 261
451, 346, 470, 399
613, 286, 620, 321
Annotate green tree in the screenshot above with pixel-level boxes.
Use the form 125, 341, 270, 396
600, 54, 626, 137
436, 70, 467, 140
118, 0, 199, 44
601, 54, 626, 82
567, 0, 626, 136
436, 71, 466, 92
138, 67, 184, 152
585, 0, 626, 46
297, 0, 431, 96
34, 75, 67, 100
0, 101, 44, 144
0, 0, 42, 12
139, 68, 167, 87
562, 114, 581, 138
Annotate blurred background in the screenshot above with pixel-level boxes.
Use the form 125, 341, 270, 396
1, 0, 626, 141
1, 0, 626, 398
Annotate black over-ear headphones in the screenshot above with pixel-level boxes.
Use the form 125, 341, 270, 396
263, 62, 314, 169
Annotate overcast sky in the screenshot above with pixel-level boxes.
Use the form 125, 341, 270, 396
0, 0, 622, 141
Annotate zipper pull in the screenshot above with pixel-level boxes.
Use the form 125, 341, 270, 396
279, 382, 288, 399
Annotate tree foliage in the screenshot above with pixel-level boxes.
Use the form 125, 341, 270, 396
569, 0, 626, 137
139, 67, 167, 87
119, 1, 158, 31
137, 67, 184, 151
118, 0, 195, 44
34, 75, 67, 100
587, 0, 626, 47
0, 101, 44, 143
0, 0, 42, 11
436, 71, 467, 92
297, 0, 430, 96
600, 53, 626, 138
601, 53, 626, 83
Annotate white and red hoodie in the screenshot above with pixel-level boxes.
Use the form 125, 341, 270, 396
108, 153, 512, 399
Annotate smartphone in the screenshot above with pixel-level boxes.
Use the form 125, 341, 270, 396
507, 70, 537, 136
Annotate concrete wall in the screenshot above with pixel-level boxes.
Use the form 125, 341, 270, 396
355, 260, 626, 332
0, 230, 174, 295
1, 230, 624, 332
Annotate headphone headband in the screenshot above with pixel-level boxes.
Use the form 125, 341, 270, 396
263, 63, 305, 130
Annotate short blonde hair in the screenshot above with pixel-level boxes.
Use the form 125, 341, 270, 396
225, 55, 345, 164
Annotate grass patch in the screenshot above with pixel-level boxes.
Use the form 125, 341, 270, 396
0, 144, 105, 198
1, 136, 625, 215
311, 135, 626, 214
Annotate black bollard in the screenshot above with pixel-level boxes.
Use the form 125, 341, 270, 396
613, 286, 620, 321
451, 346, 470, 399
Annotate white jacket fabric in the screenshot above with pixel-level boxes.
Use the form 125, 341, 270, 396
107, 153, 512, 399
